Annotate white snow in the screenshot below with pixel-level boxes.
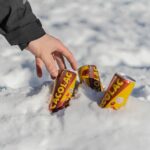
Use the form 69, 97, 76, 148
0, 0, 150, 150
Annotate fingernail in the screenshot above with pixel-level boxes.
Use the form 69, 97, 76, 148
51, 76, 56, 80
52, 71, 58, 78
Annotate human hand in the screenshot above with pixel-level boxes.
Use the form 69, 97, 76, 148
27, 34, 77, 79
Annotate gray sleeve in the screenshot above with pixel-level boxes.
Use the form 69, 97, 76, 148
0, 0, 45, 49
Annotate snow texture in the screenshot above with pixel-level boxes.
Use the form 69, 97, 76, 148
0, 0, 150, 150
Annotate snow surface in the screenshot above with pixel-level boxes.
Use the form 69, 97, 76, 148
0, 0, 150, 150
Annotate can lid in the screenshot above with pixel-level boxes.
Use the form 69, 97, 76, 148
78, 65, 96, 70
115, 73, 136, 82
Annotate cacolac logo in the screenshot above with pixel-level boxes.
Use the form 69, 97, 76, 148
100, 78, 124, 107
93, 66, 100, 88
50, 72, 73, 109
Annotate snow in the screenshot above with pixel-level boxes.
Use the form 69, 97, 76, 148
0, 0, 150, 149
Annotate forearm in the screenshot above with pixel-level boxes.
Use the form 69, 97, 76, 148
0, 0, 45, 49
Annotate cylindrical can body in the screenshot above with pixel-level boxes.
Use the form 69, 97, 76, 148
99, 73, 136, 110
49, 70, 77, 112
78, 65, 104, 92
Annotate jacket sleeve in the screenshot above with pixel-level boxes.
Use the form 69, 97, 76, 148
0, 0, 45, 50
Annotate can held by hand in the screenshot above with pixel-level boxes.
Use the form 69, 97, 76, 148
49, 70, 77, 112
78, 65, 104, 92
99, 73, 136, 110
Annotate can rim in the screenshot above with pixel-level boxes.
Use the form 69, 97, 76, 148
78, 65, 97, 71
115, 73, 136, 82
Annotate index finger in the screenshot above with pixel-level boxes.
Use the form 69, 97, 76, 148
58, 44, 78, 70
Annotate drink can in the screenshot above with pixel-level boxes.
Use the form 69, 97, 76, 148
49, 70, 77, 112
78, 65, 104, 92
99, 73, 136, 110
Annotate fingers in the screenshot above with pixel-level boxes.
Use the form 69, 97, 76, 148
41, 53, 58, 78
57, 43, 78, 70
29, 34, 78, 79
53, 52, 66, 70
35, 57, 43, 78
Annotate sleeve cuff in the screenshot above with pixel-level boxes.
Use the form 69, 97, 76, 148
5, 19, 46, 50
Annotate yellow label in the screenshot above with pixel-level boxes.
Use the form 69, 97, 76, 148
57, 77, 76, 107
78, 65, 104, 91
99, 78, 124, 107
102, 82, 135, 110
50, 71, 76, 110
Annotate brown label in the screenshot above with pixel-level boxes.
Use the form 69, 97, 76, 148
79, 65, 103, 91
50, 70, 76, 110
100, 75, 129, 107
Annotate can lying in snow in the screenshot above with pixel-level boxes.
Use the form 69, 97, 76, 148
49, 70, 77, 112
78, 65, 104, 92
99, 73, 136, 110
